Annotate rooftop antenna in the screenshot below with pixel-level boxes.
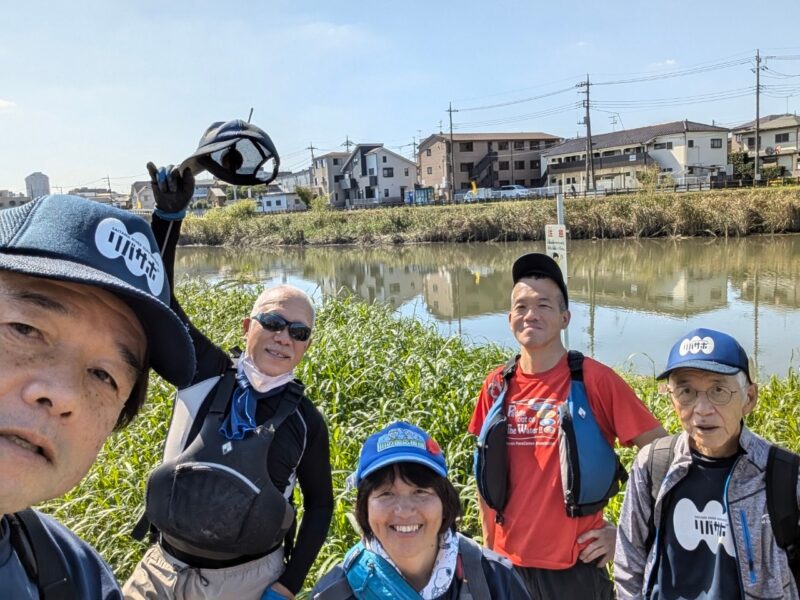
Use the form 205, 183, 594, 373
247, 107, 254, 123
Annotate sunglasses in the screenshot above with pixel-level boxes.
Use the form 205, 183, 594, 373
252, 312, 312, 342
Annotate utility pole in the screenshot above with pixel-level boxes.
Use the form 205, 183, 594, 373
578, 75, 596, 194
306, 142, 318, 166
448, 102, 458, 203
754, 49, 762, 183
342, 136, 353, 152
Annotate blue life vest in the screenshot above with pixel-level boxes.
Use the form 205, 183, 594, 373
474, 351, 627, 521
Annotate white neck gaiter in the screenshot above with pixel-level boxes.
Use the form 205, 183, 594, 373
238, 353, 295, 393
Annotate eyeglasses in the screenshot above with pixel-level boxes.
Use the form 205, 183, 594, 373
667, 385, 739, 407
252, 312, 311, 342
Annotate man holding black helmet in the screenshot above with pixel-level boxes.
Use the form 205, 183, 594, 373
123, 121, 334, 600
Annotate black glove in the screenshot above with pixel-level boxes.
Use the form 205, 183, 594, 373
146, 161, 195, 216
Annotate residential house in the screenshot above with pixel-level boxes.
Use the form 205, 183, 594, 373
417, 132, 562, 201
311, 152, 350, 207
191, 179, 229, 208
339, 144, 417, 207
731, 113, 800, 177
274, 168, 312, 193
0, 190, 31, 209
542, 120, 729, 191
130, 181, 155, 210
254, 191, 307, 213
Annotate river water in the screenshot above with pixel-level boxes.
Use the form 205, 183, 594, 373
174, 236, 800, 379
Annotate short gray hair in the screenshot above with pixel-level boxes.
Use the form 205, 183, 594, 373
251, 285, 316, 326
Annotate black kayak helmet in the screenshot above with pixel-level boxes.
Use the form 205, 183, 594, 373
181, 120, 280, 186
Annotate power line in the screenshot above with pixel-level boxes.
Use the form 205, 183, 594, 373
456, 86, 575, 112
593, 57, 751, 86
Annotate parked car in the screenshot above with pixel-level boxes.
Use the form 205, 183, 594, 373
498, 184, 532, 199
463, 187, 498, 202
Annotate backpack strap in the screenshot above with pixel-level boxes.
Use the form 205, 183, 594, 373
766, 445, 800, 581
264, 380, 304, 431
645, 434, 679, 551
566, 350, 584, 381
208, 368, 238, 415
8, 510, 76, 600
457, 535, 491, 600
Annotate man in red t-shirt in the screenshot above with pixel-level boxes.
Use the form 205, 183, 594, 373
469, 253, 666, 600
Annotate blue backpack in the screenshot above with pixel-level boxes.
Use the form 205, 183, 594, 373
474, 351, 627, 522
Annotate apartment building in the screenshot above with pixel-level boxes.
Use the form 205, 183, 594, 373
0, 190, 31, 210
25, 172, 50, 199
731, 114, 800, 177
274, 168, 312, 193
339, 144, 417, 207
311, 152, 350, 207
417, 132, 561, 201
542, 120, 729, 191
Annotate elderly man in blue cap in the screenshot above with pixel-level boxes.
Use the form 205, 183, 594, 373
0, 195, 194, 599
615, 328, 800, 600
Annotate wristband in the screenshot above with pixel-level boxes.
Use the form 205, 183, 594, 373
154, 207, 187, 221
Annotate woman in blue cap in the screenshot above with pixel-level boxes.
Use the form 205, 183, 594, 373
312, 421, 531, 600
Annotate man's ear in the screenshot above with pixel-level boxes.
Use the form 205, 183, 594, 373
742, 382, 758, 416
561, 309, 571, 330
242, 317, 251, 335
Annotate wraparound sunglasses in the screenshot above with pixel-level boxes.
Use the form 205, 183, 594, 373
252, 312, 312, 342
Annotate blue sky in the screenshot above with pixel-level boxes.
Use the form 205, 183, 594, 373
2, 0, 799, 193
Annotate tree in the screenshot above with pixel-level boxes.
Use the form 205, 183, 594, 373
730, 152, 752, 180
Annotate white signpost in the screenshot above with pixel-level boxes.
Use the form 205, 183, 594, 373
545, 224, 568, 280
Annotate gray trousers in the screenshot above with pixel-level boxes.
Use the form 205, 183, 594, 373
515, 561, 615, 600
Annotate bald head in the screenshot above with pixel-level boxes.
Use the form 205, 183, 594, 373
251, 284, 315, 326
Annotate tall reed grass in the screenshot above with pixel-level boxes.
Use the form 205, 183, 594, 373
41, 282, 800, 595
180, 188, 800, 247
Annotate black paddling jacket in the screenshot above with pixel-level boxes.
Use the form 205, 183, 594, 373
152, 214, 334, 595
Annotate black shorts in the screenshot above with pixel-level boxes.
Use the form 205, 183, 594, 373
515, 561, 615, 600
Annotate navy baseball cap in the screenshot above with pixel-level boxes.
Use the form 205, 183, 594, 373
657, 328, 751, 382
181, 120, 280, 186
511, 252, 569, 307
355, 422, 448, 486
0, 195, 195, 387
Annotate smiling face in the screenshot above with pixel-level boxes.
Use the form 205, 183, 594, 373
367, 471, 444, 567
0, 271, 146, 514
509, 276, 570, 353
242, 287, 314, 377
668, 368, 757, 458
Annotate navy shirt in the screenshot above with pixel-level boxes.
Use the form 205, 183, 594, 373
0, 512, 122, 600
651, 450, 741, 600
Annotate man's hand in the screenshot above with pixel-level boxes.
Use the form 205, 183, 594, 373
577, 520, 616, 568
146, 162, 195, 215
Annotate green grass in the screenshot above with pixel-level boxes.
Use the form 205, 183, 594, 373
41, 282, 800, 595
178, 188, 800, 247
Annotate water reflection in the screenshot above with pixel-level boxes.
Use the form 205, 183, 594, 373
175, 236, 800, 377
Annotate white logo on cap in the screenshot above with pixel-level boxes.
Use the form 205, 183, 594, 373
678, 335, 715, 356
94, 218, 165, 296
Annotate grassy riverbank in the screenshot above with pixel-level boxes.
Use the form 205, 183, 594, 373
179, 187, 800, 246
42, 283, 800, 595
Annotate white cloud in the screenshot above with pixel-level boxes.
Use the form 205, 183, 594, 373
0, 99, 16, 110
647, 59, 677, 70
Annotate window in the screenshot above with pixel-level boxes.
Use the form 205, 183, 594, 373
515, 179, 526, 186
333, 158, 340, 165
334, 192, 338, 202
295, 198, 301, 204
499, 161, 510, 171
460, 182, 470, 190
747, 136, 761, 149
389, 283, 400, 294
776, 133, 790, 144
426, 149, 432, 156
529, 141, 538, 150
513, 141, 525, 150
383, 167, 394, 177
499, 179, 510, 186
514, 160, 525, 170
653, 142, 673, 150
460, 162, 473, 173
276, 199, 282, 206
384, 189, 389, 198
404, 167, 409, 176
530, 160, 540, 169
382, 155, 387, 163
498, 141, 509, 150
710, 138, 723, 149
265, 200, 272, 207
368, 168, 375, 175
688, 140, 694, 148
334, 174, 343, 182
426, 167, 433, 175
459, 142, 473, 152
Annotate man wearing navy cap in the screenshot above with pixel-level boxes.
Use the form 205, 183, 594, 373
0, 195, 194, 599
615, 328, 800, 599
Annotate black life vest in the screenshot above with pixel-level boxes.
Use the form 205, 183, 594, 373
141, 370, 302, 559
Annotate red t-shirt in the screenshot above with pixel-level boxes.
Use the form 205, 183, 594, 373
468, 354, 660, 569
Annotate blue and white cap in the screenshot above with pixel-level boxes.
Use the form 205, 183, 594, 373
657, 328, 750, 382
355, 421, 448, 486
0, 195, 195, 387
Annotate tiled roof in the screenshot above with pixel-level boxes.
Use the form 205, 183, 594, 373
732, 114, 800, 132
544, 120, 729, 156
